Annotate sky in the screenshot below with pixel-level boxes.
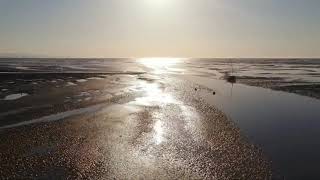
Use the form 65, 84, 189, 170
0, 0, 319, 58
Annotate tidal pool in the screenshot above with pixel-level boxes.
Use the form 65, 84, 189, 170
186, 75, 320, 179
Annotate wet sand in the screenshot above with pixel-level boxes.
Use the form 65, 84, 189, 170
1, 58, 320, 179
0, 72, 272, 179
180, 58, 320, 99
236, 76, 320, 99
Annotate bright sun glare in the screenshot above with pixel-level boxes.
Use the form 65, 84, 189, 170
148, 0, 169, 4
143, 0, 173, 8
138, 58, 181, 69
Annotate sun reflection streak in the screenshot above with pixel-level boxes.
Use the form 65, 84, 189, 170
138, 58, 182, 74
153, 120, 164, 145
129, 81, 176, 106
125, 65, 199, 146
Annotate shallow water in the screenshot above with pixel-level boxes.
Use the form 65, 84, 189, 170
0, 58, 145, 73
0, 103, 107, 130
185, 75, 320, 179
3, 93, 28, 100
182, 59, 320, 83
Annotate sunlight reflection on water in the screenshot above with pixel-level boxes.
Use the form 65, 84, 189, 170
138, 58, 183, 74
126, 78, 203, 145
153, 120, 164, 145
129, 81, 176, 106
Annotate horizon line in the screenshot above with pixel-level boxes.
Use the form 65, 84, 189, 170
0, 57, 320, 60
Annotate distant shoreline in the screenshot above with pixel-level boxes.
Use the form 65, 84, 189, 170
1, 57, 320, 60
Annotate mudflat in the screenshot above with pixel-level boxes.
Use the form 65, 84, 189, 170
0, 71, 272, 179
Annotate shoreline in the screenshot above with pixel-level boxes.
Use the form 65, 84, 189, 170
237, 76, 320, 99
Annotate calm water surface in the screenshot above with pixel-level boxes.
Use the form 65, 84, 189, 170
185, 76, 320, 179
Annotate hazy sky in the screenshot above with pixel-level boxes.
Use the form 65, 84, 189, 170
0, 0, 319, 58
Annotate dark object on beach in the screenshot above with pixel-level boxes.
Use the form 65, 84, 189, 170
227, 75, 236, 83
195, 88, 198, 91
212, 91, 216, 95
224, 59, 237, 84
224, 72, 237, 84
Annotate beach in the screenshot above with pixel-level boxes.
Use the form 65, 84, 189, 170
1, 58, 320, 179
0, 73, 272, 179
